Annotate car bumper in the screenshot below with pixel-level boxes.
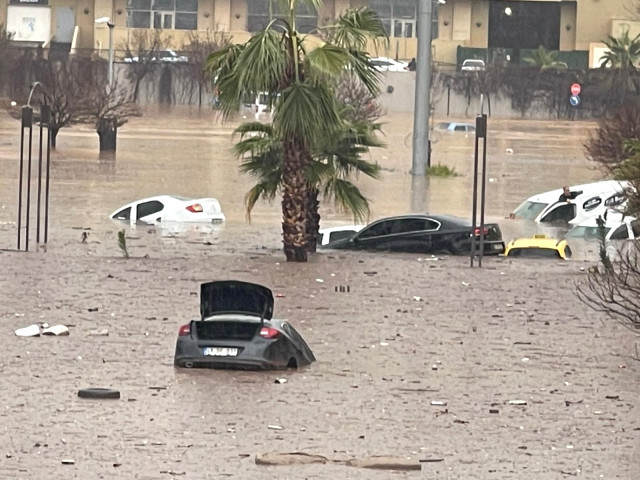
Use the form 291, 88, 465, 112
174, 355, 283, 370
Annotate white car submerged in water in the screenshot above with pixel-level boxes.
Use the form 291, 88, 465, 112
510, 180, 630, 225
110, 195, 225, 225
566, 212, 640, 241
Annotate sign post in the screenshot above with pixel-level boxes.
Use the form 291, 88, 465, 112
570, 83, 581, 108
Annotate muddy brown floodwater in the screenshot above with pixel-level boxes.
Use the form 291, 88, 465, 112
0, 109, 638, 479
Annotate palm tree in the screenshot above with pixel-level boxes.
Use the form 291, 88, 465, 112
234, 117, 383, 252
205, 1, 386, 262
599, 30, 640, 102
523, 45, 567, 70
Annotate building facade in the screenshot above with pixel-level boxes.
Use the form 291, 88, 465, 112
0, 0, 638, 66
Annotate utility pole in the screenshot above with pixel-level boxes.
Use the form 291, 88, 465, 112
412, 0, 433, 176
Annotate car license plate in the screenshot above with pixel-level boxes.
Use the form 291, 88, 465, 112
203, 347, 238, 357
493, 244, 503, 250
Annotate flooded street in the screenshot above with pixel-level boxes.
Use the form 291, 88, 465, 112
0, 110, 637, 480
0, 108, 604, 255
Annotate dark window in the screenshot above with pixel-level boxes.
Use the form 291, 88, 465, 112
359, 221, 395, 239
127, 0, 196, 29
582, 197, 602, 211
175, 12, 197, 29
454, 125, 466, 131
541, 203, 575, 223
113, 207, 131, 220
248, 0, 317, 33
507, 248, 561, 259
195, 321, 258, 340
610, 225, 629, 240
488, 0, 561, 51
604, 193, 625, 207
329, 230, 357, 243
631, 220, 640, 238
391, 218, 439, 234
136, 200, 164, 219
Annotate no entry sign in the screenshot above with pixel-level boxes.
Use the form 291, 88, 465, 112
570, 83, 581, 96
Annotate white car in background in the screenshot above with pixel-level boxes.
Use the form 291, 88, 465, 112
510, 180, 630, 225
461, 59, 486, 71
317, 225, 364, 246
566, 212, 640, 241
123, 49, 188, 63
110, 195, 225, 225
370, 57, 409, 72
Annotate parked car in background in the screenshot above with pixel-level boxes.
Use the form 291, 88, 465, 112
320, 214, 505, 255
123, 49, 188, 63
317, 225, 365, 246
110, 195, 225, 225
510, 180, 629, 225
174, 281, 316, 370
504, 235, 572, 259
461, 59, 486, 71
370, 56, 409, 72
566, 212, 640, 241
434, 122, 476, 133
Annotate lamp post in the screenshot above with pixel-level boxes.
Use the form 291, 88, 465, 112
95, 16, 115, 86
412, 0, 434, 176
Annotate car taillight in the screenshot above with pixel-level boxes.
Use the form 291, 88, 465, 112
259, 327, 280, 339
178, 324, 191, 336
474, 227, 489, 235
186, 204, 203, 213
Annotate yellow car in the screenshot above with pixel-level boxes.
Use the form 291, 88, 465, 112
504, 235, 572, 259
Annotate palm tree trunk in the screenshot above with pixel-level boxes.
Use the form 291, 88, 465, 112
282, 138, 310, 262
306, 187, 320, 253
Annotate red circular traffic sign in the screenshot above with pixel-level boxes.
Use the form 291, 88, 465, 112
570, 83, 581, 96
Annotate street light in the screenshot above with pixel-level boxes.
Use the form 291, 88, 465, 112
95, 16, 115, 86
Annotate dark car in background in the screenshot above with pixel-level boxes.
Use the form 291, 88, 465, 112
320, 214, 505, 255
174, 281, 315, 370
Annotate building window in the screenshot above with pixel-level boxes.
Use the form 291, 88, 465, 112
369, 0, 438, 39
127, 0, 197, 30
248, 0, 317, 34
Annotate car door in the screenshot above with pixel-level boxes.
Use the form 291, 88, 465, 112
351, 220, 396, 250
540, 202, 576, 223
135, 200, 165, 224
385, 218, 439, 252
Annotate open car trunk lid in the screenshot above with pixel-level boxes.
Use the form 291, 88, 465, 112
200, 281, 274, 320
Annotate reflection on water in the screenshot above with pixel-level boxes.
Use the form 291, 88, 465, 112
0, 108, 607, 260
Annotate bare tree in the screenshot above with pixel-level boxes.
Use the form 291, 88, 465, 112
577, 218, 640, 337
335, 74, 382, 123
120, 29, 171, 102
77, 61, 140, 151
181, 29, 232, 108
584, 105, 640, 172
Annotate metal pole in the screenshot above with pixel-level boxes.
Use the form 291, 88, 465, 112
412, 0, 433, 176
44, 108, 52, 244
36, 106, 44, 244
470, 119, 480, 267
25, 117, 34, 252
478, 114, 488, 267
18, 108, 31, 250
108, 24, 114, 86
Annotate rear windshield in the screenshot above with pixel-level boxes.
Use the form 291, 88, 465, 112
566, 226, 610, 240
507, 247, 561, 259
196, 321, 258, 340
512, 201, 548, 220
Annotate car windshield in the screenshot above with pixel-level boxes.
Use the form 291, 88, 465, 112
512, 201, 548, 220
566, 226, 610, 239
507, 248, 561, 259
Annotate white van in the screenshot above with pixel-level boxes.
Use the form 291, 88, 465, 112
511, 180, 630, 225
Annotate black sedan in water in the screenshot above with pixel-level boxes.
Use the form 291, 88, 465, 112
320, 214, 505, 255
174, 281, 315, 370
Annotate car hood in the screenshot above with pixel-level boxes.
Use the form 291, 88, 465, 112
200, 281, 274, 320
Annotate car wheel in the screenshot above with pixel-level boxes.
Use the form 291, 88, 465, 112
77, 388, 121, 399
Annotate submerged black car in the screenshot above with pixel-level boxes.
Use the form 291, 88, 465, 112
174, 281, 315, 370
320, 214, 505, 255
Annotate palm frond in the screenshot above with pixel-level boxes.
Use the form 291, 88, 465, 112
306, 44, 350, 80
244, 182, 280, 222
323, 178, 371, 222
325, 7, 388, 50
274, 82, 342, 146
